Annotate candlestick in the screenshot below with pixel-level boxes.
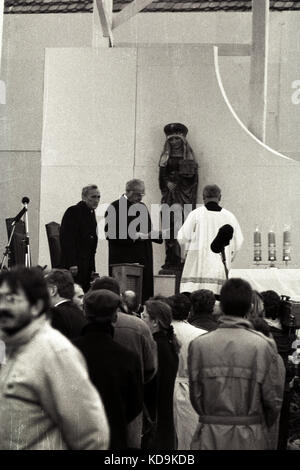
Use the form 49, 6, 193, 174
283, 226, 291, 262
268, 230, 276, 262
254, 227, 262, 262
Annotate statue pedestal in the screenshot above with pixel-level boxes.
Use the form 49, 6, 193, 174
154, 274, 176, 297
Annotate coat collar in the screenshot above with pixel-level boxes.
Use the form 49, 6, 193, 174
218, 315, 253, 330
1, 316, 47, 351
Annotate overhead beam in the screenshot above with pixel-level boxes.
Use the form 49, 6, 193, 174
217, 44, 251, 56
116, 43, 251, 56
248, 0, 269, 142
113, 0, 154, 30
94, 0, 114, 47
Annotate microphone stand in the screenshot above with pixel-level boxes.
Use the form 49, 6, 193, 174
220, 248, 229, 280
0, 199, 30, 270
23, 201, 31, 268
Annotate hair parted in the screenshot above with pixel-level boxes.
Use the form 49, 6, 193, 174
220, 278, 252, 317
82, 185, 99, 198
0, 266, 50, 314
45, 269, 75, 300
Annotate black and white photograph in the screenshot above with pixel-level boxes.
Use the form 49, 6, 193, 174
0, 0, 299, 455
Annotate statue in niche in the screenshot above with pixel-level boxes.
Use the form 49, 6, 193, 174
159, 123, 198, 273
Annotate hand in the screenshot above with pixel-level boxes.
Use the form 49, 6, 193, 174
69, 266, 78, 277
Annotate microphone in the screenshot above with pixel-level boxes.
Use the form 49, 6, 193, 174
210, 224, 234, 254
22, 196, 30, 205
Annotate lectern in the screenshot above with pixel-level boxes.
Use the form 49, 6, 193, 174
110, 263, 144, 305
45, 222, 61, 268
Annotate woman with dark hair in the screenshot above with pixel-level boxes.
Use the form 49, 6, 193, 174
142, 300, 180, 449
261, 290, 296, 450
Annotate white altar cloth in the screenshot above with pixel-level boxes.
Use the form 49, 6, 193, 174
230, 268, 300, 300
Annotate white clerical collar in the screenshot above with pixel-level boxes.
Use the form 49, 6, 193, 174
54, 299, 69, 308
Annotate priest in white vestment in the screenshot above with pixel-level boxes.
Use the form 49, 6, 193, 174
177, 184, 243, 294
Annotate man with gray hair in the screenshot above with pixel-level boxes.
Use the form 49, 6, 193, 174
177, 184, 243, 294
60, 185, 100, 292
105, 179, 162, 302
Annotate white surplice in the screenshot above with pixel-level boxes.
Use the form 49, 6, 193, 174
172, 320, 206, 450
177, 205, 243, 294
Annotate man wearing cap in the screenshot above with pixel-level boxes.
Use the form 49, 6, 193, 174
73, 289, 143, 450
177, 184, 243, 295
159, 123, 198, 270
60, 185, 100, 292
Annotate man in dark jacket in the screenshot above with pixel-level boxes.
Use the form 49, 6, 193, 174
189, 289, 218, 331
105, 179, 162, 303
60, 185, 100, 292
73, 289, 143, 449
45, 269, 86, 340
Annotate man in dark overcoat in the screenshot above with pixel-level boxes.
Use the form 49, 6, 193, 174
73, 289, 143, 449
105, 179, 162, 303
60, 184, 100, 292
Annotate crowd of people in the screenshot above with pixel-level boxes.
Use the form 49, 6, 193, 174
0, 266, 298, 450
0, 181, 298, 450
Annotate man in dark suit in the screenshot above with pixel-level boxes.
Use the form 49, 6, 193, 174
45, 269, 86, 340
73, 289, 143, 449
105, 179, 162, 303
60, 185, 100, 292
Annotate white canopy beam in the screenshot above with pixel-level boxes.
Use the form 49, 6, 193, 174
93, 0, 114, 47
0, 0, 4, 70
249, 0, 269, 142
113, 0, 154, 30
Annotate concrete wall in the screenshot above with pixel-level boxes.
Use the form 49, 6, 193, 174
40, 46, 300, 279
1, 11, 300, 267
0, 13, 91, 264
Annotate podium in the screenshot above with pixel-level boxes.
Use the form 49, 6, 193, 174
110, 263, 144, 305
45, 222, 61, 268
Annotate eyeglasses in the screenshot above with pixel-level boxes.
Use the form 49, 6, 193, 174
0, 293, 23, 304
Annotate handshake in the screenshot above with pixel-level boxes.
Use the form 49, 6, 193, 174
133, 229, 170, 241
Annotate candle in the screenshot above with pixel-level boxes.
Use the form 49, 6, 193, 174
254, 228, 262, 262
268, 231, 276, 262
254, 229, 261, 244
283, 230, 291, 244
283, 227, 291, 262
268, 231, 275, 245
